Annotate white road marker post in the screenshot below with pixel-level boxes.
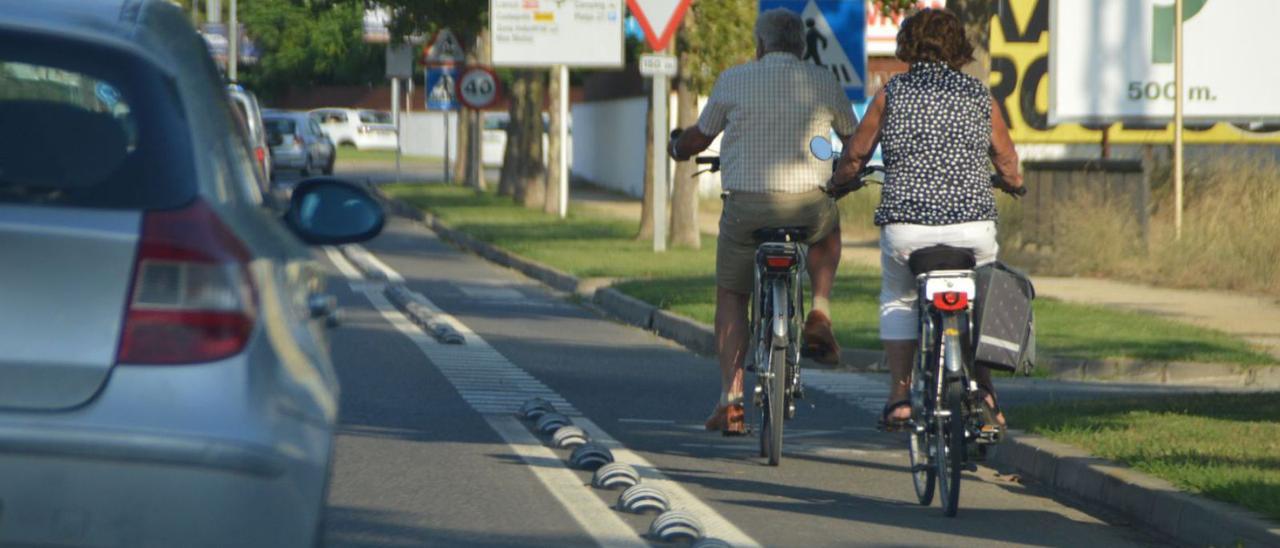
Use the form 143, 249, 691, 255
652, 70, 669, 253
392, 77, 401, 182
558, 64, 570, 219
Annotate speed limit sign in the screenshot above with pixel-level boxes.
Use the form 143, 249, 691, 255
456, 66, 500, 110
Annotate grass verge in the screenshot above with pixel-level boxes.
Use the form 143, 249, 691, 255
385, 183, 1276, 365
1013, 394, 1280, 522
337, 146, 440, 163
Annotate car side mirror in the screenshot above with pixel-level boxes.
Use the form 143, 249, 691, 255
809, 136, 834, 161
284, 178, 385, 245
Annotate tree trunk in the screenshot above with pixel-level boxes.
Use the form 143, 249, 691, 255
950, 0, 996, 84
544, 66, 564, 215
515, 70, 547, 208
453, 107, 469, 184
497, 72, 526, 197
636, 88, 656, 240
669, 15, 701, 249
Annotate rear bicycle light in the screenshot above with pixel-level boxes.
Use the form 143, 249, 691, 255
764, 255, 797, 271
932, 291, 969, 312
117, 200, 257, 364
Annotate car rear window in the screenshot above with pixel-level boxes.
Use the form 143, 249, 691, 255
265, 118, 296, 135
359, 111, 392, 124
0, 32, 196, 210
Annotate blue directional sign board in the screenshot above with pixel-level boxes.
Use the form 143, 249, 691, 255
758, 0, 866, 101
425, 67, 459, 111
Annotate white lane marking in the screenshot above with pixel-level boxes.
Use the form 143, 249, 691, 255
363, 288, 636, 546
325, 246, 364, 280
575, 417, 764, 548
342, 244, 405, 283
345, 244, 763, 548
487, 416, 649, 548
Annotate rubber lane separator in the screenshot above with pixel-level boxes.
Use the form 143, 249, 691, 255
328, 245, 762, 548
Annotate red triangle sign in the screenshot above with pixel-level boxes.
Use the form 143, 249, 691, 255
627, 0, 692, 52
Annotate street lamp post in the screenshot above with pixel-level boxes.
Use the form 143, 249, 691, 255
1173, 0, 1185, 240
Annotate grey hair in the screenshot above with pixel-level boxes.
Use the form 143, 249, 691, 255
755, 8, 805, 56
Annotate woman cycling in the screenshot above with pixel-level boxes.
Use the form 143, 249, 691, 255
828, 8, 1023, 430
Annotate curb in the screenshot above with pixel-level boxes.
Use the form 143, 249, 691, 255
993, 432, 1280, 547
375, 193, 1280, 387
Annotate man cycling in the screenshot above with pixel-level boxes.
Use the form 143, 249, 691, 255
669, 8, 856, 435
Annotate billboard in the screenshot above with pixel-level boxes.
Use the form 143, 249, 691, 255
1049, 0, 1280, 123
490, 0, 624, 68
989, 0, 1280, 143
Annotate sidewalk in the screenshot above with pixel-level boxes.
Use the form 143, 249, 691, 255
569, 185, 1280, 360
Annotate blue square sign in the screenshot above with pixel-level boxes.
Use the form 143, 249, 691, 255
759, 0, 867, 101
425, 67, 459, 111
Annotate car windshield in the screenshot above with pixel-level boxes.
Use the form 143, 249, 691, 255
359, 111, 392, 124
0, 34, 194, 209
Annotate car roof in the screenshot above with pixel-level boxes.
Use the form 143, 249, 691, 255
2, 0, 189, 79
262, 111, 309, 121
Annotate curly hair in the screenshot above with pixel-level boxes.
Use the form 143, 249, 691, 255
895, 8, 974, 70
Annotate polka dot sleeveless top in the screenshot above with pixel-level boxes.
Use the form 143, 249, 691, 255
875, 62, 997, 227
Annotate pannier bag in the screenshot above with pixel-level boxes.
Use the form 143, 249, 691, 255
972, 261, 1036, 374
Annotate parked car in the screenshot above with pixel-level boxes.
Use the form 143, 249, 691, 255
0, 1, 384, 545
227, 83, 271, 189
263, 110, 335, 178
310, 107, 398, 150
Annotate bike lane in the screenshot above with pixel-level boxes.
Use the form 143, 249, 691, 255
343, 216, 1160, 547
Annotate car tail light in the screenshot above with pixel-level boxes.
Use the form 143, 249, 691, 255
764, 255, 796, 271
117, 200, 257, 364
255, 146, 265, 165
932, 291, 969, 312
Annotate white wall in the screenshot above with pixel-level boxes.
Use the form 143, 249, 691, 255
398, 111, 458, 160
570, 95, 723, 198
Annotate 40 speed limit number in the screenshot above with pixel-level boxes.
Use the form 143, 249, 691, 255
456, 67, 499, 110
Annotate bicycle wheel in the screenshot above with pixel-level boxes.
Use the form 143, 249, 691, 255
937, 380, 965, 517
908, 363, 936, 505
763, 344, 786, 466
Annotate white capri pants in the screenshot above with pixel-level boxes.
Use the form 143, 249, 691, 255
879, 221, 998, 340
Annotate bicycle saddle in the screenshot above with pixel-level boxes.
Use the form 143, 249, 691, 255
907, 245, 976, 276
752, 227, 809, 243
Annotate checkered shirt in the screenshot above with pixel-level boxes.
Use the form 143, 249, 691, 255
697, 52, 857, 194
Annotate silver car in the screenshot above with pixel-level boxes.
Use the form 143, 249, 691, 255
264, 110, 336, 178
0, 1, 383, 545
228, 83, 273, 190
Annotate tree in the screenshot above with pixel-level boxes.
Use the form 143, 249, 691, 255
666, 2, 757, 248
544, 66, 565, 215
239, 0, 383, 99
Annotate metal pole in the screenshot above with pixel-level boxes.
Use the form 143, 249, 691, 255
207, 0, 220, 22
652, 72, 669, 252
444, 108, 451, 184
558, 65, 570, 219
228, 0, 237, 82
1174, 0, 1185, 240
392, 77, 401, 182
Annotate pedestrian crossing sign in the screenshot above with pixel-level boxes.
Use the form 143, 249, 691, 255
759, 0, 867, 101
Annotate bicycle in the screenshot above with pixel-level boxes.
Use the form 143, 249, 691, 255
810, 136, 1026, 516
692, 149, 884, 467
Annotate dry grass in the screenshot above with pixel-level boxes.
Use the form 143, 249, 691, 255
1000, 153, 1280, 296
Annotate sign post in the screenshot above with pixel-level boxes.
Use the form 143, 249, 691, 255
628, 0, 691, 252
424, 29, 465, 184
490, 0, 625, 219
1173, 0, 1184, 240
386, 43, 414, 182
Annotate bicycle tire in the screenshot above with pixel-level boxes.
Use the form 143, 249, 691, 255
909, 353, 936, 505
938, 379, 965, 517
764, 345, 786, 466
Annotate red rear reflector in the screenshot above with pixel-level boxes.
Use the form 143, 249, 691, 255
255, 146, 266, 164
117, 200, 257, 365
765, 256, 796, 269
932, 291, 969, 311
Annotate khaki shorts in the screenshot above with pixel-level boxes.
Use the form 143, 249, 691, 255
716, 189, 840, 294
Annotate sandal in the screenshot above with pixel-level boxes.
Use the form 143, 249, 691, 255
975, 385, 1006, 439
877, 399, 912, 432
704, 403, 746, 436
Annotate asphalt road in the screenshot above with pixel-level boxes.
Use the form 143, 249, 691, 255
310, 213, 1188, 548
